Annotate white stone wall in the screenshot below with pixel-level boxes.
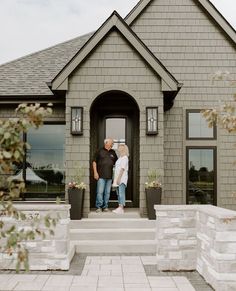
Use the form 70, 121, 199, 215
155, 205, 236, 291
67, 29, 163, 216
0, 204, 73, 271
197, 206, 236, 291
131, 0, 236, 209
155, 205, 197, 270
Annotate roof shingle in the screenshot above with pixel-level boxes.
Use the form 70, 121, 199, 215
0, 33, 92, 96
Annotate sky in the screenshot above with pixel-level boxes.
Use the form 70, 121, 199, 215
0, 0, 235, 65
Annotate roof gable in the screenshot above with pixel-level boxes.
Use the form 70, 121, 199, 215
125, 0, 236, 45
51, 11, 180, 92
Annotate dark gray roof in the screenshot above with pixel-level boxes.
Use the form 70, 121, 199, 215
0, 33, 92, 96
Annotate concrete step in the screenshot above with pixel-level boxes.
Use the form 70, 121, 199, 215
70, 228, 155, 240
69, 218, 155, 229
70, 215, 156, 254
88, 209, 141, 219
72, 240, 157, 253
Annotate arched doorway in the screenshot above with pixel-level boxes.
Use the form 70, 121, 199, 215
90, 90, 140, 209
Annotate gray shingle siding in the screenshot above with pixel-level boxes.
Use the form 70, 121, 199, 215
131, 0, 236, 209
66, 30, 163, 216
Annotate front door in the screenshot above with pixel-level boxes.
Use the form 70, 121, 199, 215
90, 91, 139, 208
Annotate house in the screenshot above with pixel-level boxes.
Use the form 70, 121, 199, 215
0, 0, 236, 217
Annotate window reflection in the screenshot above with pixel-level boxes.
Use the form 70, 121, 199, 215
26, 125, 65, 195
188, 112, 214, 139
187, 148, 215, 205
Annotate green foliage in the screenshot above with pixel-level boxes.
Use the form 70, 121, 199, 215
0, 103, 59, 272
145, 169, 162, 188
74, 162, 85, 184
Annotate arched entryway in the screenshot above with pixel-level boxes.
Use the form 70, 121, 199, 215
90, 90, 140, 209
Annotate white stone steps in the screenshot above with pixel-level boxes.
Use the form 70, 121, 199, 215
70, 228, 155, 240
72, 240, 157, 253
70, 215, 156, 254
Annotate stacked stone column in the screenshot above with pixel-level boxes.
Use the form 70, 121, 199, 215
155, 205, 236, 291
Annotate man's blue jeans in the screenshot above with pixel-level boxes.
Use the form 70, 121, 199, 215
95, 178, 112, 209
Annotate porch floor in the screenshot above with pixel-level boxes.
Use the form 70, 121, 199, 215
0, 254, 213, 291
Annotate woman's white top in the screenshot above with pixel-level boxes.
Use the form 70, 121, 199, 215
113, 155, 129, 186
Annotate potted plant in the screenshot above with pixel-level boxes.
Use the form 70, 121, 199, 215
68, 166, 86, 220
145, 169, 162, 220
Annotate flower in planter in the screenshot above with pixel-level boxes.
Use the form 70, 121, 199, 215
68, 181, 86, 190
145, 169, 162, 189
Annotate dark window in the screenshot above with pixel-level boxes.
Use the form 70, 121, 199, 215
186, 147, 216, 205
9, 124, 65, 200
186, 110, 216, 139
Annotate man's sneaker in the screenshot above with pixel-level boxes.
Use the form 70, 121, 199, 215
112, 207, 124, 214
95, 208, 102, 213
103, 208, 110, 212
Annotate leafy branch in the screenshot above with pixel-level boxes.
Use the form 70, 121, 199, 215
202, 71, 236, 133
0, 103, 59, 272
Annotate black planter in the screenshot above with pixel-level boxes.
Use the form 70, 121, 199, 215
68, 188, 84, 220
145, 187, 162, 220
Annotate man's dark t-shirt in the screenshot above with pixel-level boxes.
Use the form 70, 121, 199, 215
93, 147, 118, 179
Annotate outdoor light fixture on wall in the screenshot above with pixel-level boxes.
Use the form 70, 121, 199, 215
146, 107, 158, 135
71, 107, 83, 135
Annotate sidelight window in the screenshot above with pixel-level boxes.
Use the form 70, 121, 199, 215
186, 147, 216, 205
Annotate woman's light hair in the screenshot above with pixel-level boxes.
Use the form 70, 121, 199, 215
118, 144, 129, 157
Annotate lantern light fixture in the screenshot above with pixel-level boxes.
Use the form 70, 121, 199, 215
71, 107, 83, 135
146, 107, 158, 135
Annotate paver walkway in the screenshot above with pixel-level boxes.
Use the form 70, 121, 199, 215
0, 254, 214, 291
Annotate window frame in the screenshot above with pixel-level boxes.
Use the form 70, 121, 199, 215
186, 109, 217, 140
23, 121, 66, 201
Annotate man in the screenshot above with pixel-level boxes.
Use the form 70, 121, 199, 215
92, 138, 118, 212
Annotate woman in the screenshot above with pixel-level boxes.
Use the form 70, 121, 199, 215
112, 144, 129, 214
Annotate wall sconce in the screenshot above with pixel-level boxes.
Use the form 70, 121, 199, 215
71, 107, 83, 135
146, 107, 158, 135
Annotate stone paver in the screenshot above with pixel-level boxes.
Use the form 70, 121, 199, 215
0, 254, 214, 291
